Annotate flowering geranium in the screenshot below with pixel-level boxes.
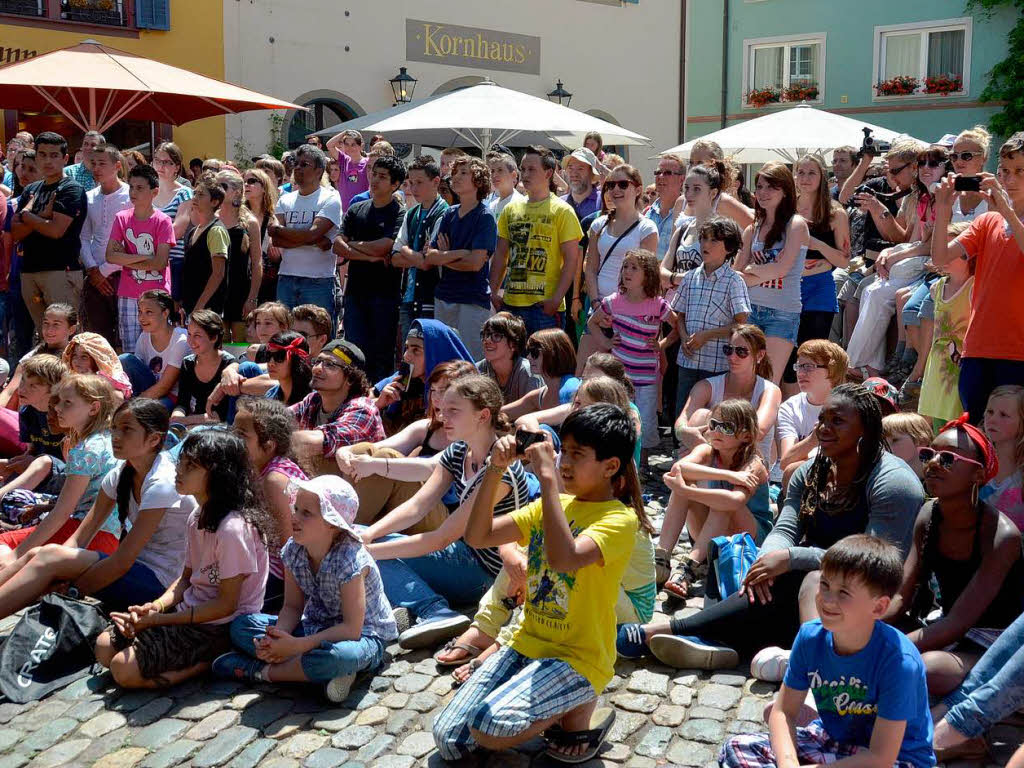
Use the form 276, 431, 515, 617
875, 75, 920, 96
924, 74, 963, 95
746, 87, 782, 108
783, 82, 819, 102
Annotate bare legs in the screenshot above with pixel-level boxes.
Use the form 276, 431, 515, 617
0, 544, 99, 616
763, 338, 794, 387
94, 630, 210, 689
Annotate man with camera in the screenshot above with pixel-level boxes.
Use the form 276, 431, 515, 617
835, 136, 921, 347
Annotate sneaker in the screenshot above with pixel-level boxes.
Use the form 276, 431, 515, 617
325, 673, 357, 703
392, 607, 411, 635
616, 623, 649, 659
398, 614, 472, 650
750, 646, 789, 682
212, 651, 265, 683
648, 634, 738, 670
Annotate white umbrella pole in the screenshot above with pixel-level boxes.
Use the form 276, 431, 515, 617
482, 128, 492, 153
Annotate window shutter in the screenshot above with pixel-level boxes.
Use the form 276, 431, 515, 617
136, 0, 170, 30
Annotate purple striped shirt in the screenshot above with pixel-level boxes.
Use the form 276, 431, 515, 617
602, 294, 671, 387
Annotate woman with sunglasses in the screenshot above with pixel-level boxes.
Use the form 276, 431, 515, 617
618, 384, 923, 671
262, 331, 312, 406
674, 324, 780, 463
734, 162, 810, 386
502, 328, 579, 420
846, 143, 945, 382
242, 168, 281, 305
475, 312, 542, 404
886, 414, 1023, 697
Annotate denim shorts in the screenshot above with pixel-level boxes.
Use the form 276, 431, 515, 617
749, 304, 801, 345
92, 556, 165, 611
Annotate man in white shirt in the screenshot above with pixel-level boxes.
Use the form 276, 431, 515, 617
79, 144, 131, 343
485, 151, 525, 220
268, 143, 343, 332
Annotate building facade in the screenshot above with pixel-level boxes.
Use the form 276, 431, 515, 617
0, 0, 226, 157
222, 0, 683, 175
685, 0, 1017, 149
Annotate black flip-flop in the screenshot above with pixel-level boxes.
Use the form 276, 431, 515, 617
543, 707, 615, 764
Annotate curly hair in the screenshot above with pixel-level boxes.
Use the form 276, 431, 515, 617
619, 248, 661, 299
451, 156, 492, 201
236, 397, 297, 460
178, 429, 272, 542
798, 384, 885, 526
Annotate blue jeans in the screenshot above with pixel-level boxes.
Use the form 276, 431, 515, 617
118, 353, 176, 411
375, 534, 494, 622
229, 612, 385, 683
943, 611, 1024, 737
959, 357, 1024, 425
676, 365, 717, 412
277, 275, 337, 332
92, 557, 165, 611
901, 278, 936, 327
503, 303, 563, 337
342, 291, 399, 383
225, 361, 265, 424
749, 304, 801, 345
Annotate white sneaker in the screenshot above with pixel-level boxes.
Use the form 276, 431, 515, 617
325, 673, 356, 703
750, 646, 790, 682
398, 614, 471, 650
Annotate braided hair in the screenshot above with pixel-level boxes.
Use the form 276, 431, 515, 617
798, 384, 886, 528
113, 399, 169, 538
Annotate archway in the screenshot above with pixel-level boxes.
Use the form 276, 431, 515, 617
285, 90, 366, 149
431, 76, 490, 96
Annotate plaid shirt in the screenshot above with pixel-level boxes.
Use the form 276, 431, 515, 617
63, 162, 95, 191
671, 262, 751, 373
289, 393, 385, 459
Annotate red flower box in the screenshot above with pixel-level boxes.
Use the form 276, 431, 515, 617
745, 87, 782, 108
923, 74, 963, 95
875, 75, 920, 96
783, 82, 819, 102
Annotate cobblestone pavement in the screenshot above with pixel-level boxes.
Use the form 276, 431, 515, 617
0, 450, 1020, 767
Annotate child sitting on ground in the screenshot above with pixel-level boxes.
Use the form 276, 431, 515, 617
719, 534, 935, 768
0, 302, 78, 411
981, 385, 1024, 532
213, 475, 397, 702
62, 332, 132, 401
0, 356, 68, 512
95, 430, 270, 689
661, 398, 772, 600
882, 412, 934, 481
433, 404, 645, 764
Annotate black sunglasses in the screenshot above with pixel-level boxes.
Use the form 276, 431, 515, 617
653, 169, 684, 177
268, 350, 290, 363
604, 179, 634, 191
889, 163, 911, 176
480, 330, 508, 342
526, 346, 542, 359
722, 343, 750, 358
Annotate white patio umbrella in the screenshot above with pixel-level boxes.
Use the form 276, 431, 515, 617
661, 104, 914, 164
315, 80, 650, 151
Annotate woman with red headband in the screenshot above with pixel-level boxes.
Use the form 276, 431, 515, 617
885, 413, 1023, 696
263, 331, 312, 406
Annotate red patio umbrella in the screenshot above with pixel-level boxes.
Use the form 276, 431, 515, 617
0, 39, 303, 133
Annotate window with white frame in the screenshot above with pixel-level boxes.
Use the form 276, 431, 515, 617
875, 19, 971, 95
744, 35, 825, 105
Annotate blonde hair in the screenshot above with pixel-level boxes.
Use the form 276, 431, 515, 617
886, 138, 928, 164
215, 169, 256, 228
54, 374, 117, 448
242, 167, 278, 219
955, 125, 991, 158
603, 153, 625, 169
575, 375, 630, 410
254, 301, 292, 331
711, 398, 761, 470
882, 412, 933, 448
987, 385, 1024, 467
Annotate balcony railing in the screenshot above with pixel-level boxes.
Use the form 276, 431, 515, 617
0, 0, 45, 17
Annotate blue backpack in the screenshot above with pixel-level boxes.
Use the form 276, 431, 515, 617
706, 533, 759, 602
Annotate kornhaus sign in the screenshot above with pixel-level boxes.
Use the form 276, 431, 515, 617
405, 19, 540, 75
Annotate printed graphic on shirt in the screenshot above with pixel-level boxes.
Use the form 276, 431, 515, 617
525, 521, 579, 625
507, 218, 551, 301
149, 355, 164, 378
200, 560, 221, 586
125, 226, 164, 285
809, 669, 877, 717
752, 243, 785, 290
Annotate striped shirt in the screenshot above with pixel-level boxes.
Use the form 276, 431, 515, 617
260, 456, 308, 580
438, 441, 531, 577
160, 186, 193, 261
670, 263, 752, 373
601, 294, 672, 387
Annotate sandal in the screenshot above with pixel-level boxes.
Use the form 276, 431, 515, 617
433, 639, 484, 668
663, 559, 704, 600
543, 707, 616, 764
450, 658, 482, 688
654, 547, 672, 588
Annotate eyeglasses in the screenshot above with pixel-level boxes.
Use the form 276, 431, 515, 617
526, 346, 542, 359
604, 179, 635, 191
653, 169, 684, 177
313, 357, 345, 371
919, 158, 947, 168
722, 343, 750, 358
243, 177, 261, 185
153, 158, 175, 167
792, 362, 828, 374
480, 331, 508, 343
949, 151, 978, 162
707, 419, 737, 436
918, 447, 985, 470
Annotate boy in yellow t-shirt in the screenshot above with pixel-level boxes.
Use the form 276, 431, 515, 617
432, 404, 649, 764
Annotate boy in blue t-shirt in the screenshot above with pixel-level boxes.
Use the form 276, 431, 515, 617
720, 534, 934, 768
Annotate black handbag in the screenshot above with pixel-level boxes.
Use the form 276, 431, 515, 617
0, 594, 107, 703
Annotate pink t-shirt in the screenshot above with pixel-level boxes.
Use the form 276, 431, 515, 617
110, 208, 176, 299
601, 293, 672, 387
180, 509, 269, 624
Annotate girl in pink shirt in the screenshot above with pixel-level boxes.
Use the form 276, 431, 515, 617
95, 429, 271, 689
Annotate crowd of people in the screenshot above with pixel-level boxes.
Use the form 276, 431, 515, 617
0, 119, 1021, 766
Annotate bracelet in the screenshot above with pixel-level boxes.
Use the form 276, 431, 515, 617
486, 463, 506, 476
153, 598, 165, 612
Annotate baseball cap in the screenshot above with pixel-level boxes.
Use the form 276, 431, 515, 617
321, 339, 366, 370
561, 147, 607, 177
